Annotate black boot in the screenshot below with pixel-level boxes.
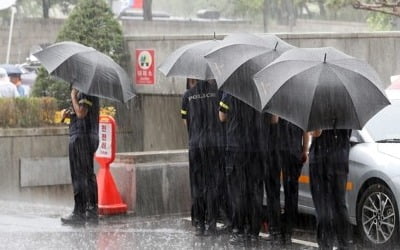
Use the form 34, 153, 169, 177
248, 234, 260, 246
229, 229, 245, 246
270, 232, 285, 247
282, 233, 292, 246
203, 223, 217, 237
195, 223, 205, 236
86, 205, 99, 224
61, 212, 85, 225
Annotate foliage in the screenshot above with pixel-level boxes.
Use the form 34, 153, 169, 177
14, 0, 77, 18
325, 0, 352, 9
100, 106, 117, 117
231, 0, 264, 18
55, 106, 116, 124
320, 0, 395, 28
31, 67, 71, 109
32, 0, 126, 112
366, 12, 392, 31
57, 0, 126, 64
0, 97, 58, 128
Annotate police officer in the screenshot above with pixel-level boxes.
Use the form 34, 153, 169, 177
309, 129, 352, 250
181, 79, 224, 236
61, 88, 100, 225
266, 117, 309, 245
219, 93, 264, 245
244, 110, 270, 245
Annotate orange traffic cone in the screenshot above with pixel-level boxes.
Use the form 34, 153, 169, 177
95, 115, 127, 215
96, 163, 128, 215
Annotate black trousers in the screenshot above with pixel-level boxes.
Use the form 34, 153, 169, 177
225, 150, 264, 235
217, 149, 231, 225
266, 150, 302, 236
69, 134, 99, 214
309, 160, 351, 249
189, 147, 223, 228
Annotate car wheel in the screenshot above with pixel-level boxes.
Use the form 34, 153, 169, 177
357, 183, 399, 246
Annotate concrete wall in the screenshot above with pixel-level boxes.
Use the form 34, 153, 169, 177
124, 32, 400, 151
111, 150, 190, 216
0, 17, 368, 64
0, 127, 72, 206
130, 32, 400, 95
0, 126, 190, 216
0, 18, 63, 64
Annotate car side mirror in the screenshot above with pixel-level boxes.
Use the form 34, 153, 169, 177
350, 135, 360, 146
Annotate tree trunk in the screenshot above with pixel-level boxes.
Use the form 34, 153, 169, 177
318, 0, 326, 18
42, 0, 50, 19
263, 0, 268, 32
143, 0, 152, 21
282, 0, 296, 30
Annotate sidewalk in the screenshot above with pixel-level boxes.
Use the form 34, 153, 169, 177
0, 200, 317, 250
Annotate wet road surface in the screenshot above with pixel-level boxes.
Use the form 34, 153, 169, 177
0, 200, 328, 249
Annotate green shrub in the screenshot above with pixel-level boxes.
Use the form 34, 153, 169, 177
0, 97, 59, 128
31, 67, 71, 109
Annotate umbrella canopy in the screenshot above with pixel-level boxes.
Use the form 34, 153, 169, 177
253, 47, 390, 131
0, 64, 22, 75
205, 33, 294, 110
33, 41, 136, 103
158, 39, 220, 80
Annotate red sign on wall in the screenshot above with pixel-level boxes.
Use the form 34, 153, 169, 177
135, 49, 155, 85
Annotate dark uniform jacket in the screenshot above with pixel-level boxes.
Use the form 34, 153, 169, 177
69, 93, 100, 136
309, 129, 352, 171
181, 81, 224, 149
219, 93, 260, 152
271, 118, 304, 160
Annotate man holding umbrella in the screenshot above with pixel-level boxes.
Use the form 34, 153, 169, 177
267, 116, 309, 245
219, 94, 264, 245
309, 129, 352, 250
32, 41, 136, 224
181, 78, 224, 236
61, 88, 100, 225
252, 47, 390, 249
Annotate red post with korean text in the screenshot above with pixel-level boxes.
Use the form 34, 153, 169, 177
95, 115, 127, 215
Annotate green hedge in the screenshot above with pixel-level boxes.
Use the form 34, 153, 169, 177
0, 97, 59, 128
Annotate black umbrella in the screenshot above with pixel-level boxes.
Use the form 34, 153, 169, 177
253, 47, 390, 131
204, 33, 294, 110
33, 41, 136, 103
158, 39, 220, 80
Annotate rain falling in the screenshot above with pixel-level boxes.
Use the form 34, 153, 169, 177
0, 0, 400, 249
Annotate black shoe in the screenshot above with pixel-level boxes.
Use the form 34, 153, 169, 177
270, 233, 285, 246
318, 242, 333, 250
336, 239, 354, 250
263, 233, 273, 241
229, 233, 245, 246
61, 212, 85, 225
282, 234, 292, 245
217, 223, 231, 234
86, 210, 99, 224
195, 224, 205, 236
203, 228, 217, 237
248, 234, 259, 246
203, 224, 217, 237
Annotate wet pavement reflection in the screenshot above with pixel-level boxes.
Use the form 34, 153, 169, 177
0, 200, 319, 249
